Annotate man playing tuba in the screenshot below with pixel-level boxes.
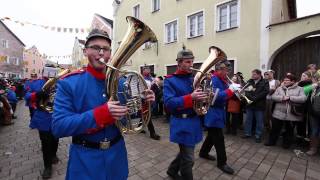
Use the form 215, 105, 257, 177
25, 73, 59, 179
52, 29, 155, 180
198, 55, 235, 175
164, 45, 208, 180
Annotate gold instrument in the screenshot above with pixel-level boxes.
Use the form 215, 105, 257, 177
100, 16, 157, 134
226, 76, 253, 104
192, 46, 227, 115
39, 69, 71, 113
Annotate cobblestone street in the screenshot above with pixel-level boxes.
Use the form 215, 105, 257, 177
0, 101, 319, 180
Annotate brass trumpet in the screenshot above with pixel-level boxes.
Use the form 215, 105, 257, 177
226, 76, 253, 104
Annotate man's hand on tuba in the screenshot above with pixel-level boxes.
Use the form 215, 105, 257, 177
143, 89, 155, 102
107, 101, 128, 120
191, 88, 209, 101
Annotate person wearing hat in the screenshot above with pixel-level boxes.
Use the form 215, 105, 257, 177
198, 47, 235, 175
24, 73, 38, 119
25, 73, 59, 179
164, 45, 207, 180
52, 28, 155, 180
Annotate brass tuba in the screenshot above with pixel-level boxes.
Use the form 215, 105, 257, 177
100, 16, 157, 134
191, 46, 227, 115
39, 69, 71, 113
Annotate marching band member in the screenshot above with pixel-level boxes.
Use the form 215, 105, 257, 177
25, 74, 59, 179
199, 56, 235, 174
164, 46, 207, 180
52, 29, 155, 180
24, 73, 38, 119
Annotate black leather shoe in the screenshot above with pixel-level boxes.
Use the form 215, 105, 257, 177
140, 130, 146, 134
255, 137, 262, 143
150, 133, 160, 140
264, 142, 275, 146
218, 164, 234, 175
241, 135, 251, 139
42, 167, 52, 179
199, 153, 216, 161
167, 170, 181, 179
52, 156, 59, 164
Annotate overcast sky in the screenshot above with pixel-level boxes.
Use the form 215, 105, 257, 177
1, 0, 319, 64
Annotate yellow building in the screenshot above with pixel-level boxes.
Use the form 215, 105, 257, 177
113, 0, 320, 79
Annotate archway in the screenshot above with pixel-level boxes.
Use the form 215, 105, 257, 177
269, 31, 320, 80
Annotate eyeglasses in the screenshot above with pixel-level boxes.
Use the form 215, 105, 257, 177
86, 45, 111, 53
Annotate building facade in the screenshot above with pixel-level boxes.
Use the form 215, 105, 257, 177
23, 46, 46, 78
71, 37, 86, 68
113, 0, 320, 79
71, 14, 113, 69
0, 20, 25, 78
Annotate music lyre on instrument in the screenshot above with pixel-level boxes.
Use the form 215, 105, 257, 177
101, 16, 157, 134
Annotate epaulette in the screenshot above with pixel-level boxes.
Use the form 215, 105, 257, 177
164, 74, 174, 78
61, 68, 86, 80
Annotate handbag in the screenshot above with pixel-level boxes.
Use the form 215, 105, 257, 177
290, 102, 304, 116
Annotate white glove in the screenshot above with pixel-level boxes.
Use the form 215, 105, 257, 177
229, 83, 241, 92
311, 83, 319, 89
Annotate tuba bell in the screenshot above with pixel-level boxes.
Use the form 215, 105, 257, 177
39, 69, 71, 113
100, 16, 157, 134
192, 46, 227, 115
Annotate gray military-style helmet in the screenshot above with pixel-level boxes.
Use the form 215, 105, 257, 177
215, 59, 231, 70
176, 44, 194, 61
85, 29, 111, 46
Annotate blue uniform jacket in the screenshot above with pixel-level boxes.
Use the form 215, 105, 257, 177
24, 79, 53, 131
24, 79, 44, 107
52, 66, 128, 180
7, 89, 17, 104
204, 74, 233, 128
164, 72, 202, 146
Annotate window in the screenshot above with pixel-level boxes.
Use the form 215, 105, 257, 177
217, 0, 239, 31
6, 56, 10, 64
143, 42, 152, 49
166, 62, 202, 75
165, 20, 178, 43
227, 60, 235, 76
2, 40, 9, 48
152, 0, 160, 12
15, 58, 19, 65
133, 4, 140, 19
187, 11, 204, 38
33, 59, 35, 64
25, 68, 28, 72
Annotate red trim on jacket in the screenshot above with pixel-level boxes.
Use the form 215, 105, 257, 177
183, 94, 193, 108
93, 104, 115, 128
61, 69, 85, 79
213, 72, 228, 84
87, 65, 106, 80
30, 92, 37, 109
225, 89, 234, 99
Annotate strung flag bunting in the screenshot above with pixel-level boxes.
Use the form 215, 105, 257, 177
0, 16, 90, 34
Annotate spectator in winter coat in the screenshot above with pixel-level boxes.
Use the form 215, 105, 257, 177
265, 73, 307, 149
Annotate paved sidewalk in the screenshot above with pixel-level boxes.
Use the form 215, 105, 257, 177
0, 101, 319, 180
